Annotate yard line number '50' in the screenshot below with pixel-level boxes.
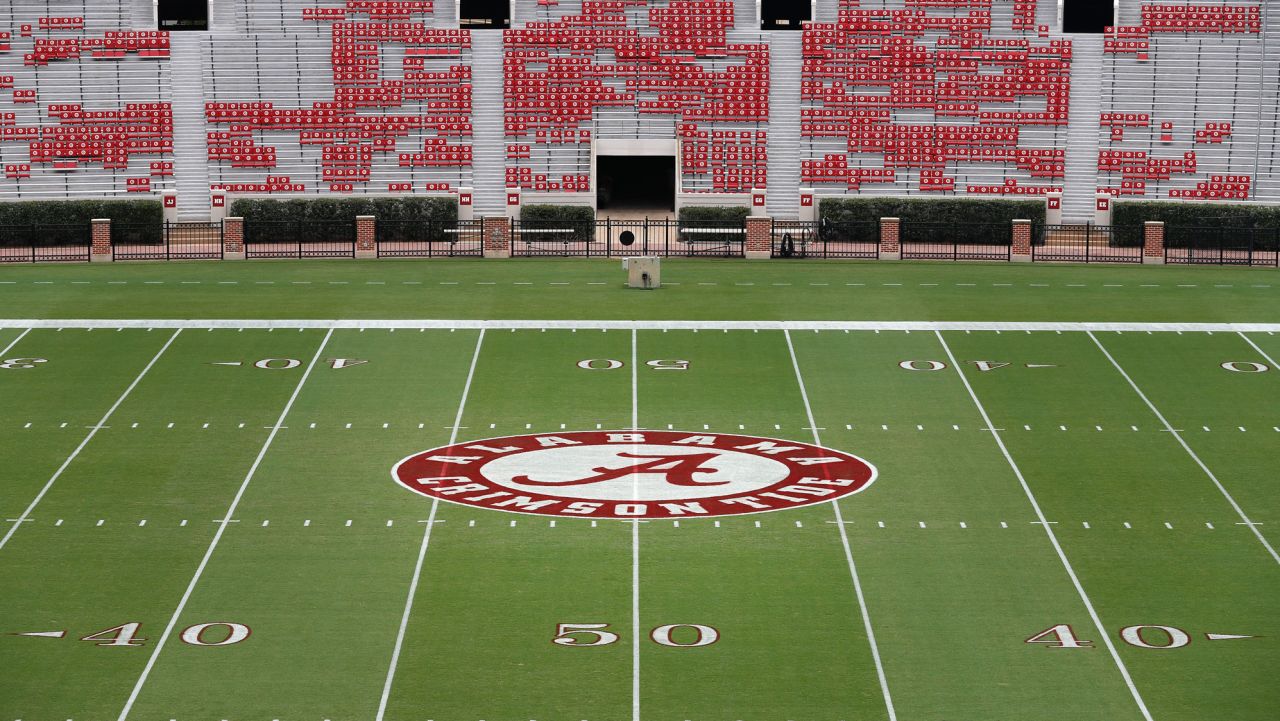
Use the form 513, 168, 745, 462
554, 622, 718, 647
577, 359, 691, 371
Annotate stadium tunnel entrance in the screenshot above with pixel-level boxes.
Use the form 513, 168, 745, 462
596, 155, 676, 218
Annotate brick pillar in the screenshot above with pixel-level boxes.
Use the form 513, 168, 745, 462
1143, 221, 1166, 265
90, 218, 112, 262
223, 217, 245, 260
356, 215, 376, 259
744, 216, 772, 259
483, 216, 511, 259
879, 217, 901, 260
1011, 219, 1033, 262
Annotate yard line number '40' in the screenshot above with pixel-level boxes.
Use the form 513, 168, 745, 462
1027, 624, 1197, 650
78, 621, 251, 647
554, 622, 718, 647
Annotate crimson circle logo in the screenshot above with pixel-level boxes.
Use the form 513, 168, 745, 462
392, 431, 877, 519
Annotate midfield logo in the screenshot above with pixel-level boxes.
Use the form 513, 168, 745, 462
392, 431, 877, 519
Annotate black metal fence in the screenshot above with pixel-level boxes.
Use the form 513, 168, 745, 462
511, 218, 745, 258
111, 221, 223, 261
1032, 224, 1140, 263
900, 222, 1012, 261
1164, 226, 1280, 267
771, 220, 879, 259
0, 223, 91, 263
377, 219, 483, 257
244, 220, 356, 259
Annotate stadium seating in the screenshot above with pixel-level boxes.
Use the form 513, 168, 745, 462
0, 1, 172, 200
1097, 3, 1273, 201
799, 0, 1070, 198
503, 0, 770, 194
205, 2, 473, 195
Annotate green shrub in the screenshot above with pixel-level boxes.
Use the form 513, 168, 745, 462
678, 205, 750, 223
0, 199, 161, 229
518, 205, 595, 242
818, 197, 1042, 246
819, 197, 1044, 226
229, 196, 458, 225
1114, 200, 1280, 246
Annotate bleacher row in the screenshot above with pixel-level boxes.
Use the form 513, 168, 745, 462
0, 0, 1275, 211
1098, 2, 1274, 201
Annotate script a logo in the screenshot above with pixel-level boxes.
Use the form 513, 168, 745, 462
392, 431, 877, 519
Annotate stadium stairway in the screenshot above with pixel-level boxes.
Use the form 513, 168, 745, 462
170, 32, 212, 219
211, 0, 237, 33
766, 31, 802, 218
471, 30, 507, 215
1062, 33, 1104, 222
132, 0, 154, 27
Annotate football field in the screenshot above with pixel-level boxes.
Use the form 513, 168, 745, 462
0, 260, 1278, 721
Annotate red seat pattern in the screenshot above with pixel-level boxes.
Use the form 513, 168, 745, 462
503, 0, 769, 193
0, 22, 174, 183
208, 3, 471, 194
1140, 4, 1261, 33
802, 1, 1069, 195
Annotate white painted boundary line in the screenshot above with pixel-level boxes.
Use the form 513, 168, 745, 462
784, 330, 897, 721
0, 327, 31, 357
118, 328, 335, 721
2, 319, 1280, 333
629, 327, 641, 721
1090, 331, 1280, 566
376, 329, 486, 721
935, 331, 1155, 721
0, 328, 181, 554
1237, 331, 1280, 369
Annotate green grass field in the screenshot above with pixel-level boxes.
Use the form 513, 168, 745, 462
0, 259, 1277, 721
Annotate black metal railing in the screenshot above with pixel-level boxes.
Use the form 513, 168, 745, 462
1164, 226, 1280, 267
111, 222, 164, 261
376, 219, 483, 257
900, 222, 1012, 261
772, 220, 879, 259
511, 218, 745, 258
1032, 224, 1140, 263
0, 223, 91, 263
243, 220, 356, 259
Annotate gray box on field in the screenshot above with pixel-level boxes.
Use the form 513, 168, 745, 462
623, 256, 661, 289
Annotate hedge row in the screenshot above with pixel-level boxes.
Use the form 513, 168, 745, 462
819, 197, 1046, 226
1114, 200, 1280, 246
677, 205, 750, 223
229, 197, 458, 225
0, 199, 162, 229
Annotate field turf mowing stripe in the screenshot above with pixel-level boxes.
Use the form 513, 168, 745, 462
940, 330, 1280, 721
0, 329, 176, 523
0, 329, 180, 552
380, 329, 635, 721
786, 329, 896, 720
790, 330, 1145, 720
1, 259, 1278, 323
634, 330, 889, 720
1089, 331, 1279, 551
0, 329, 330, 719
110, 330, 481, 720
119, 328, 336, 720
1089, 332, 1278, 564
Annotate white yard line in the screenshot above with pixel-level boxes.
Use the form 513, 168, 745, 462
1237, 332, 1280, 369
630, 328, 641, 721
935, 331, 1154, 721
1089, 331, 1280, 566
0, 329, 181, 554
783, 330, 897, 721
2, 319, 1279, 333
0, 327, 31, 357
375, 329, 486, 721
117, 328, 334, 721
